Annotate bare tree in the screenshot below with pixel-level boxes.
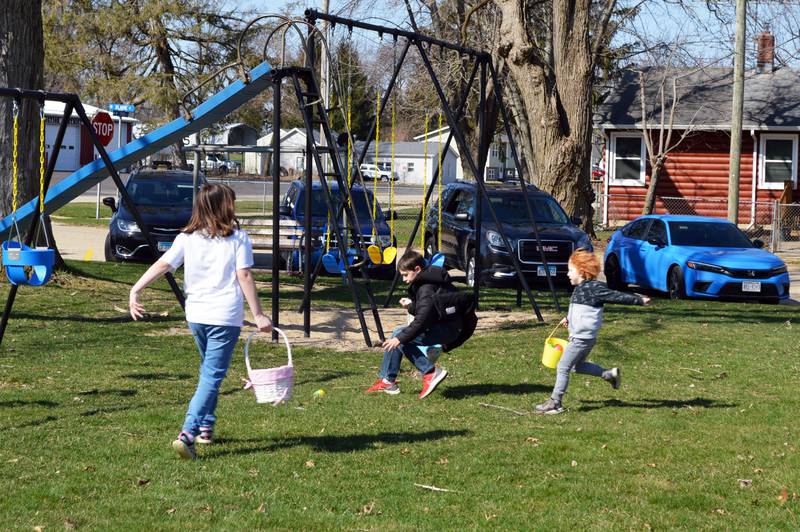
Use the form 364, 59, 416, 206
636, 65, 701, 215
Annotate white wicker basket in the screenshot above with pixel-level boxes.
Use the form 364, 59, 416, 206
244, 327, 294, 405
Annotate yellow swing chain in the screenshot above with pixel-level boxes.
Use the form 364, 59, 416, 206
390, 94, 396, 245
39, 104, 46, 214
347, 93, 353, 206
437, 113, 443, 251
420, 113, 429, 250
11, 100, 19, 215
372, 90, 380, 240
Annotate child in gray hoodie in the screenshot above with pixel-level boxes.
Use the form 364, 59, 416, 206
536, 249, 651, 414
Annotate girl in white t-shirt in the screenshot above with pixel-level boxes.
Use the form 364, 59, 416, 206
129, 183, 271, 460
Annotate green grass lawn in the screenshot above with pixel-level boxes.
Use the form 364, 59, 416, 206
1, 262, 799, 529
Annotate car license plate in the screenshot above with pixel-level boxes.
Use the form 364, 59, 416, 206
537, 265, 557, 277
742, 281, 761, 293
157, 241, 172, 252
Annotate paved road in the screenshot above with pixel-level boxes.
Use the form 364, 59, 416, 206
51, 171, 425, 204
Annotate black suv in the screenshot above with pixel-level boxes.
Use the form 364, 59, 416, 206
424, 182, 592, 287
103, 166, 204, 262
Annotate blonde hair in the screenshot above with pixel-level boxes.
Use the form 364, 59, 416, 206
569, 249, 601, 280
183, 183, 238, 237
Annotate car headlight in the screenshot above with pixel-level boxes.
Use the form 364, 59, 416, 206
576, 234, 593, 252
486, 230, 507, 248
378, 234, 392, 247
686, 261, 728, 274
116, 219, 140, 233
771, 264, 788, 275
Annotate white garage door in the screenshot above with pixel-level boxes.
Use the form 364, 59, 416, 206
47, 124, 80, 172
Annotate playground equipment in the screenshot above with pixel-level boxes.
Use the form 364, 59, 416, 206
421, 113, 445, 268
1, 100, 55, 286
2, 9, 561, 346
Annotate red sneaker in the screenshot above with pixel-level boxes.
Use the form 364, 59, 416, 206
419, 368, 448, 399
365, 379, 400, 395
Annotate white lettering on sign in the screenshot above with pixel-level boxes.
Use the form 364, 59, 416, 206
93, 123, 114, 136
534, 246, 559, 253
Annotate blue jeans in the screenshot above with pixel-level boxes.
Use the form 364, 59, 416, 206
182, 323, 241, 435
551, 336, 605, 403
379, 323, 461, 382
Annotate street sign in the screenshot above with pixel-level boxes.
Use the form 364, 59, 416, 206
108, 103, 135, 113
91, 111, 115, 146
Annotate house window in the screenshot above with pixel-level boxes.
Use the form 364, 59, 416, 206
407, 162, 415, 172
486, 167, 497, 180
609, 133, 645, 186
491, 144, 500, 158
759, 134, 797, 190
505, 168, 516, 179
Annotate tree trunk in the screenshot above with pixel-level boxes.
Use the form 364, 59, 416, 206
0, 0, 44, 219
641, 162, 663, 215
496, 0, 596, 235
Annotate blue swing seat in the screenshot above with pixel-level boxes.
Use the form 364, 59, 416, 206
2, 240, 56, 286
428, 252, 445, 268
321, 248, 358, 274
419, 344, 442, 364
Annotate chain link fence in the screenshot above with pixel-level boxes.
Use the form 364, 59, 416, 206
595, 193, 800, 252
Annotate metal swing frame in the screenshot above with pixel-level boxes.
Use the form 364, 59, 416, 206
302, 10, 561, 320
0, 88, 186, 346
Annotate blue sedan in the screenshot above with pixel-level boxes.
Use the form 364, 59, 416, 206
604, 215, 790, 303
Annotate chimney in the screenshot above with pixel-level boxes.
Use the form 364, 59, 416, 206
756, 29, 775, 74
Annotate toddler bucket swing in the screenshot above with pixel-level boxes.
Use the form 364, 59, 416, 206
244, 327, 294, 405
2, 100, 55, 287
320, 208, 357, 275
541, 322, 569, 369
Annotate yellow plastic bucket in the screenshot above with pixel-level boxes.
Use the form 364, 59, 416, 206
541, 323, 569, 369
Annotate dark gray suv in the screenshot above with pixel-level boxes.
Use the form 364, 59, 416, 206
424, 182, 592, 287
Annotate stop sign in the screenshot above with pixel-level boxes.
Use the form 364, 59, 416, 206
91, 111, 115, 146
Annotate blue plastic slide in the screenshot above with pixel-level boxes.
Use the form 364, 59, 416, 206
0, 59, 274, 239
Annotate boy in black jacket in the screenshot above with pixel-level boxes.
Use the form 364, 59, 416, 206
366, 251, 462, 398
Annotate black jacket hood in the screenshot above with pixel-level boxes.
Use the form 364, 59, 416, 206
412, 265, 451, 287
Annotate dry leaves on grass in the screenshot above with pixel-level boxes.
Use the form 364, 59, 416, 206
525, 437, 540, 447
738, 479, 752, 488
359, 501, 376, 516
305, 460, 315, 468
779, 488, 798, 504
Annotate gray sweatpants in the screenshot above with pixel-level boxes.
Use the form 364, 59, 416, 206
551, 336, 606, 403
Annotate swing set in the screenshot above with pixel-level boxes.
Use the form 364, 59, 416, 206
0, 88, 186, 346
1, 99, 55, 286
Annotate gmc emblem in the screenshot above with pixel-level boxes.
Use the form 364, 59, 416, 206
535, 246, 559, 253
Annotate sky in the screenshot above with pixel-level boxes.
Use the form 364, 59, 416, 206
224, 0, 800, 70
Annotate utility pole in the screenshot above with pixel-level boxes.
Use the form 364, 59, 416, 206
728, 0, 746, 223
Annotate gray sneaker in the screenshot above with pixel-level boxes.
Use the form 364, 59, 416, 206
535, 398, 565, 415
603, 367, 621, 390
172, 432, 196, 460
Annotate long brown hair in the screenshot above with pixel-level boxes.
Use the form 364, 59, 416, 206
183, 183, 239, 237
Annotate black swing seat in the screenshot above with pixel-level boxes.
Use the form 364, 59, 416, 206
2, 240, 55, 286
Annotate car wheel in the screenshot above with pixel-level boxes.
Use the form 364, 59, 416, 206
668, 266, 685, 300
104, 233, 119, 262
604, 254, 627, 290
425, 235, 437, 260
465, 249, 476, 288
